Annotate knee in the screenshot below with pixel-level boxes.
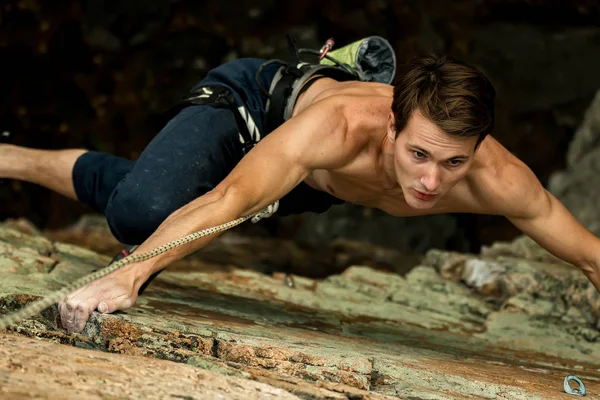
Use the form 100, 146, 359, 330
104, 186, 188, 245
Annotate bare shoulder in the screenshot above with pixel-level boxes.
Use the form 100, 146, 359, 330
304, 80, 392, 141
215, 94, 369, 208
259, 94, 369, 172
463, 137, 548, 218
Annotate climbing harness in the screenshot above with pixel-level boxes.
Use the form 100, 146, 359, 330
168, 36, 396, 157
0, 201, 279, 330
564, 375, 586, 396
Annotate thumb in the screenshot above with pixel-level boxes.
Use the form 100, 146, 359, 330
97, 297, 134, 314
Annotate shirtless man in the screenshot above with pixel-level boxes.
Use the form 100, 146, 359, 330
2, 54, 599, 334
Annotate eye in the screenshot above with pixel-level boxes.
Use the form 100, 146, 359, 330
447, 159, 462, 167
413, 151, 426, 159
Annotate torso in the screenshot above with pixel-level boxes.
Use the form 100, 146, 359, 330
290, 77, 516, 217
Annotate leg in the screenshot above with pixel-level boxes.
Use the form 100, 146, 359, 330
0, 145, 87, 200
102, 105, 243, 245
1, 105, 242, 246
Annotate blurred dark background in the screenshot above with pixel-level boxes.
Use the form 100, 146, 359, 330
1, 0, 599, 254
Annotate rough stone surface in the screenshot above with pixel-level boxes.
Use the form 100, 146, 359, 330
469, 25, 600, 115
0, 332, 302, 400
563, 90, 600, 169
1, 221, 600, 399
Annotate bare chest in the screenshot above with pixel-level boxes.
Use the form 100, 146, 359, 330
305, 163, 484, 217
305, 165, 472, 217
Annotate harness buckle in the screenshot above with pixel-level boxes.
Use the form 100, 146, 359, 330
283, 65, 304, 78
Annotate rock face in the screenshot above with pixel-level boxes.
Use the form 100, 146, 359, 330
0, 333, 301, 400
1, 220, 600, 399
549, 90, 600, 235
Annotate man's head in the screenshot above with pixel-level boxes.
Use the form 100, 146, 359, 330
387, 54, 496, 209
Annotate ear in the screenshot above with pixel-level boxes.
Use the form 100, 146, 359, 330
387, 112, 396, 142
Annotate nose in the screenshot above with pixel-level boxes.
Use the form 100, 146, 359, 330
420, 167, 440, 192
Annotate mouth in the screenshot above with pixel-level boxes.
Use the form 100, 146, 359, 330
413, 189, 438, 201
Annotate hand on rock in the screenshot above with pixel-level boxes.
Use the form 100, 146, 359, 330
58, 266, 141, 333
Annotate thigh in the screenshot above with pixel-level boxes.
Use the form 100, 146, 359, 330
115, 105, 243, 209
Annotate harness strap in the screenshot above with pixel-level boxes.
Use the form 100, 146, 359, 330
167, 85, 260, 155
265, 64, 358, 132
265, 65, 303, 134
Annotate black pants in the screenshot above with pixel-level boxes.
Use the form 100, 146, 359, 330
73, 105, 243, 244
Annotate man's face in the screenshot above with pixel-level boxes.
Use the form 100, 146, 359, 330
388, 110, 478, 209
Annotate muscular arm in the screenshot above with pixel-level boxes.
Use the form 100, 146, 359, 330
491, 160, 600, 292
59, 96, 361, 332
136, 96, 357, 274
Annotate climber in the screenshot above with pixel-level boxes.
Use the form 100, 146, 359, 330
2, 38, 599, 334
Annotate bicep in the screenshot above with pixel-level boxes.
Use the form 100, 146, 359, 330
215, 98, 354, 214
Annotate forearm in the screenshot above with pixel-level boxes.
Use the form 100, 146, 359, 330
129, 187, 248, 285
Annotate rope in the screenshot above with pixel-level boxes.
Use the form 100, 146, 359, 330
0, 201, 279, 330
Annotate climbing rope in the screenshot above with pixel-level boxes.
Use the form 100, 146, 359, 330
0, 201, 279, 330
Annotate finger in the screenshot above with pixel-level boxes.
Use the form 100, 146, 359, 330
98, 296, 134, 314
59, 284, 99, 332
72, 300, 97, 333
59, 298, 72, 331
61, 298, 97, 334
97, 301, 109, 314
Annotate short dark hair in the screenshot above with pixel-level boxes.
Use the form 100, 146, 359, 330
392, 54, 496, 147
